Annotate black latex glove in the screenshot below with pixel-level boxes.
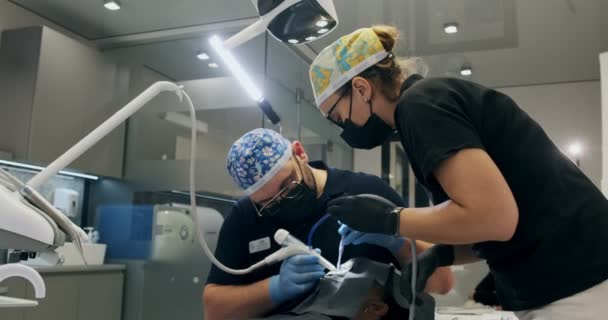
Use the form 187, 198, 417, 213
326, 194, 400, 235
400, 244, 455, 301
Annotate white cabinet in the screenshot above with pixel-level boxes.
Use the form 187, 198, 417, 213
0, 266, 124, 320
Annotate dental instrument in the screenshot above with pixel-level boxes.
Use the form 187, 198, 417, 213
273, 229, 336, 271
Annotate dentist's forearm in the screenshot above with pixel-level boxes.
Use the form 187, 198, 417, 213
203, 279, 275, 320
399, 200, 514, 244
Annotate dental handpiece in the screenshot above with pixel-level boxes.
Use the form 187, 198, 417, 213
268, 229, 337, 271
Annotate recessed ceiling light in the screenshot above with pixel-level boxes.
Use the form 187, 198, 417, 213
568, 142, 583, 157
104, 0, 121, 11
444, 23, 459, 34
317, 28, 330, 34
288, 39, 300, 44
305, 36, 317, 41
460, 66, 472, 76
208, 62, 219, 68
196, 52, 210, 60
316, 19, 329, 28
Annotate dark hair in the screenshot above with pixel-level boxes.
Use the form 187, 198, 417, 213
381, 295, 411, 320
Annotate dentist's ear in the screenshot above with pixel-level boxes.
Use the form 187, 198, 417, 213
352, 76, 373, 104
292, 141, 309, 162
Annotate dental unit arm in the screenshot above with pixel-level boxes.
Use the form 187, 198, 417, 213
0, 82, 186, 304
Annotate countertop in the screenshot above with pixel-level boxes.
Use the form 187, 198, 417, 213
30, 264, 125, 274
436, 307, 518, 320
0, 296, 38, 308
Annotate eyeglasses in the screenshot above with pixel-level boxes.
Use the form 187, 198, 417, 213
324, 89, 350, 128
252, 157, 307, 217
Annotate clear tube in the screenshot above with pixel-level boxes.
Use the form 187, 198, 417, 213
307, 213, 331, 247
183, 90, 267, 275
409, 238, 417, 320
336, 235, 345, 270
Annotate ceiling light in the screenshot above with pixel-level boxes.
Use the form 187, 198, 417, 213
444, 23, 459, 34
460, 66, 472, 76
103, 0, 121, 11
288, 39, 300, 44
305, 36, 317, 41
568, 142, 583, 157
316, 19, 329, 28
208, 62, 219, 69
317, 28, 330, 34
196, 52, 210, 60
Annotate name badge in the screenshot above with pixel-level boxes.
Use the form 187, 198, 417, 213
249, 237, 271, 254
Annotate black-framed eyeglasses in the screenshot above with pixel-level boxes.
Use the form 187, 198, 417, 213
324, 88, 350, 128
251, 156, 307, 217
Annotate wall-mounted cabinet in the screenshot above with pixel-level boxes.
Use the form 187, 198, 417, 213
0, 26, 128, 178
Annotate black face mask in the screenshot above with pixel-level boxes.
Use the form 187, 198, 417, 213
266, 162, 320, 224
340, 95, 394, 149
271, 181, 320, 224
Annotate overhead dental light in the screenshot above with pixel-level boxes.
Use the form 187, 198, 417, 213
223, 0, 339, 49
103, 0, 121, 11
211, 1, 338, 125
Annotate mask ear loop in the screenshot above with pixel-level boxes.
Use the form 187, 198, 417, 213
348, 88, 354, 122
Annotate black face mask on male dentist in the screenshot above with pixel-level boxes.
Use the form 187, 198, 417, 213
269, 172, 320, 224
340, 96, 395, 150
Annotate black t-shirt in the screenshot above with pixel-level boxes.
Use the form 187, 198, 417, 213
206, 161, 403, 314
394, 75, 608, 311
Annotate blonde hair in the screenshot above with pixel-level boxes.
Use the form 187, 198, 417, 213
339, 25, 428, 102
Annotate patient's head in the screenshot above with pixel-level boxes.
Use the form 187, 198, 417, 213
352, 282, 409, 320
289, 258, 410, 320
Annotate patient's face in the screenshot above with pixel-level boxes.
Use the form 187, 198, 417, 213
351, 283, 389, 320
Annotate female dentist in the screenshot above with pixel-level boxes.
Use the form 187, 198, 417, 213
308, 25, 608, 320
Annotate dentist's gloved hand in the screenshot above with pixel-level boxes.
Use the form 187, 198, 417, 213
338, 225, 406, 254
327, 194, 400, 235
269, 252, 325, 305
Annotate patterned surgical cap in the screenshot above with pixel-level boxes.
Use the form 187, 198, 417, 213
309, 28, 389, 108
226, 128, 292, 195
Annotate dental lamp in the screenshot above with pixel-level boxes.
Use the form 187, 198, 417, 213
209, 0, 338, 125
224, 0, 338, 49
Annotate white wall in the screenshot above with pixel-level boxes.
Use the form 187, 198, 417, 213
0, 1, 90, 46
600, 52, 608, 195
497, 81, 602, 187
353, 147, 382, 176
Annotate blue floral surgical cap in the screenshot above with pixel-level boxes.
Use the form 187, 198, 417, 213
226, 128, 293, 195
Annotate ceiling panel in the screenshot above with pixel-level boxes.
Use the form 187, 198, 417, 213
9, 0, 258, 40
105, 32, 266, 81
303, 0, 601, 87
